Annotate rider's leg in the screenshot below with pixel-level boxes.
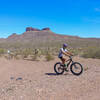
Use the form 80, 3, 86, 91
60, 57, 66, 66
62, 58, 66, 65
62, 57, 69, 66
60, 57, 68, 66
62, 57, 69, 71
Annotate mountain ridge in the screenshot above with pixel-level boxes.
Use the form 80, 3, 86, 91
0, 27, 100, 49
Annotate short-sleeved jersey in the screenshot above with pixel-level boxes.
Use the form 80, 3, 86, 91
58, 48, 68, 58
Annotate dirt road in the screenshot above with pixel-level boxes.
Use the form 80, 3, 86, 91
0, 57, 100, 100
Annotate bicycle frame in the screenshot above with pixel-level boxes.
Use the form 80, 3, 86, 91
65, 56, 74, 67
54, 56, 83, 75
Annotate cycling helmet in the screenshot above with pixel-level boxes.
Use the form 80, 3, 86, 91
63, 43, 68, 47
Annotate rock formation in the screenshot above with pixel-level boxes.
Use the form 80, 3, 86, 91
42, 28, 50, 31
26, 27, 50, 32
26, 27, 40, 32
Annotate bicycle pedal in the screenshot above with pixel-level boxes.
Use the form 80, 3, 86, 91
63, 67, 69, 71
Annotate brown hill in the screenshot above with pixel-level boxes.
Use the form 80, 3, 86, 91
0, 27, 100, 49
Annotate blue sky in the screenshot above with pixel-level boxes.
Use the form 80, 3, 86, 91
0, 0, 100, 38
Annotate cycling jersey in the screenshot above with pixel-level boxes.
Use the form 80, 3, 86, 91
58, 48, 68, 58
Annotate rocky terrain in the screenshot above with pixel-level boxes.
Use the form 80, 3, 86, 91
0, 56, 100, 100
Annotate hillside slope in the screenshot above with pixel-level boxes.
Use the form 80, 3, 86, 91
0, 27, 100, 49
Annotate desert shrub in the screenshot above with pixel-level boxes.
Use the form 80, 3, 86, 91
0, 49, 4, 54
22, 50, 29, 58
0, 48, 5, 55
45, 53, 54, 61
40, 49, 47, 55
13, 53, 20, 60
4, 54, 13, 60
21, 48, 33, 59
31, 49, 42, 61
34, 49, 41, 56
9, 53, 14, 59
31, 54, 38, 61
68, 48, 82, 56
82, 47, 100, 59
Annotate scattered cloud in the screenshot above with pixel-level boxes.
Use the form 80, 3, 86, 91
95, 8, 100, 12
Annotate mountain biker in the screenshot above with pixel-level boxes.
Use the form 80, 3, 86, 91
58, 43, 73, 66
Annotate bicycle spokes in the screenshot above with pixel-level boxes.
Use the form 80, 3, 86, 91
56, 64, 64, 73
74, 64, 79, 69
71, 62, 83, 75
54, 62, 65, 75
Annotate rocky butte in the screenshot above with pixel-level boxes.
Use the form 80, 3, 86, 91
26, 27, 50, 32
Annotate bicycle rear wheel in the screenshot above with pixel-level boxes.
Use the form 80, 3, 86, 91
54, 62, 64, 75
70, 62, 83, 76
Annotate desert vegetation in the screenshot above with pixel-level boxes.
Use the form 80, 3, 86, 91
0, 48, 5, 57
0, 30, 100, 99
45, 53, 54, 61
81, 46, 100, 59
0, 28, 100, 61
0, 47, 55, 61
0, 46, 100, 60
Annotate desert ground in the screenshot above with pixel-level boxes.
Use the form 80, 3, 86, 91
0, 56, 100, 100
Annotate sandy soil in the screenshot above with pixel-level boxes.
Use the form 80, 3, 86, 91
0, 56, 100, 100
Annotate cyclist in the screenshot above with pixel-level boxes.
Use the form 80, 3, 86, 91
58, 43, 73, 66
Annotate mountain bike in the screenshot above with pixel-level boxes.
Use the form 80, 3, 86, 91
54, 56, 83, 76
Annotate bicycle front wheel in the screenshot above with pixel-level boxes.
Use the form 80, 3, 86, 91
70, 62, 83, 76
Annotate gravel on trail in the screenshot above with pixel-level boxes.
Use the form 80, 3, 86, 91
0, 57, 100, 100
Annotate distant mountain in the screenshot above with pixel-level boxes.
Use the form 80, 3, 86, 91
0, 27, 100, 49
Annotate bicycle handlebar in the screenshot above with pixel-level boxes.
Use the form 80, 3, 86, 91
69, 56, 73, 59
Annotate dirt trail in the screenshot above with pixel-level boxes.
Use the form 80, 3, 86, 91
0, 57, 100, 100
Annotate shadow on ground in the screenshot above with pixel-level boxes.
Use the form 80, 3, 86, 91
45, 73, 57, 76
45, 72, 73, 76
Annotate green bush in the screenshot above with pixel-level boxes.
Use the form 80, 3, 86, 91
68, 48, 83, 56
21, 48, 33, 59
45, 53, 54, 61
82, 47, 100, 59
0, 48, 5, 54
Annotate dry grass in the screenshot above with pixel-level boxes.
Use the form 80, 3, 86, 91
82, 46, 100, 59
45, 53, 54, 61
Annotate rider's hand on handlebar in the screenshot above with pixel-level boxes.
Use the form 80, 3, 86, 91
71, 54, 74, 56
69, 53, 74, 57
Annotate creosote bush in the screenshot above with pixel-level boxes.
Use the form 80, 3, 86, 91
82, 47, 100, 59
0, 48, 5, 54
19, 48, 33, 59
45, 53, 54, 61
0, 48, 5, 57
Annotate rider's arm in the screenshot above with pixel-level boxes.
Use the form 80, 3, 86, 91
66, 51, 73, 56
62, 50, 71, 56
